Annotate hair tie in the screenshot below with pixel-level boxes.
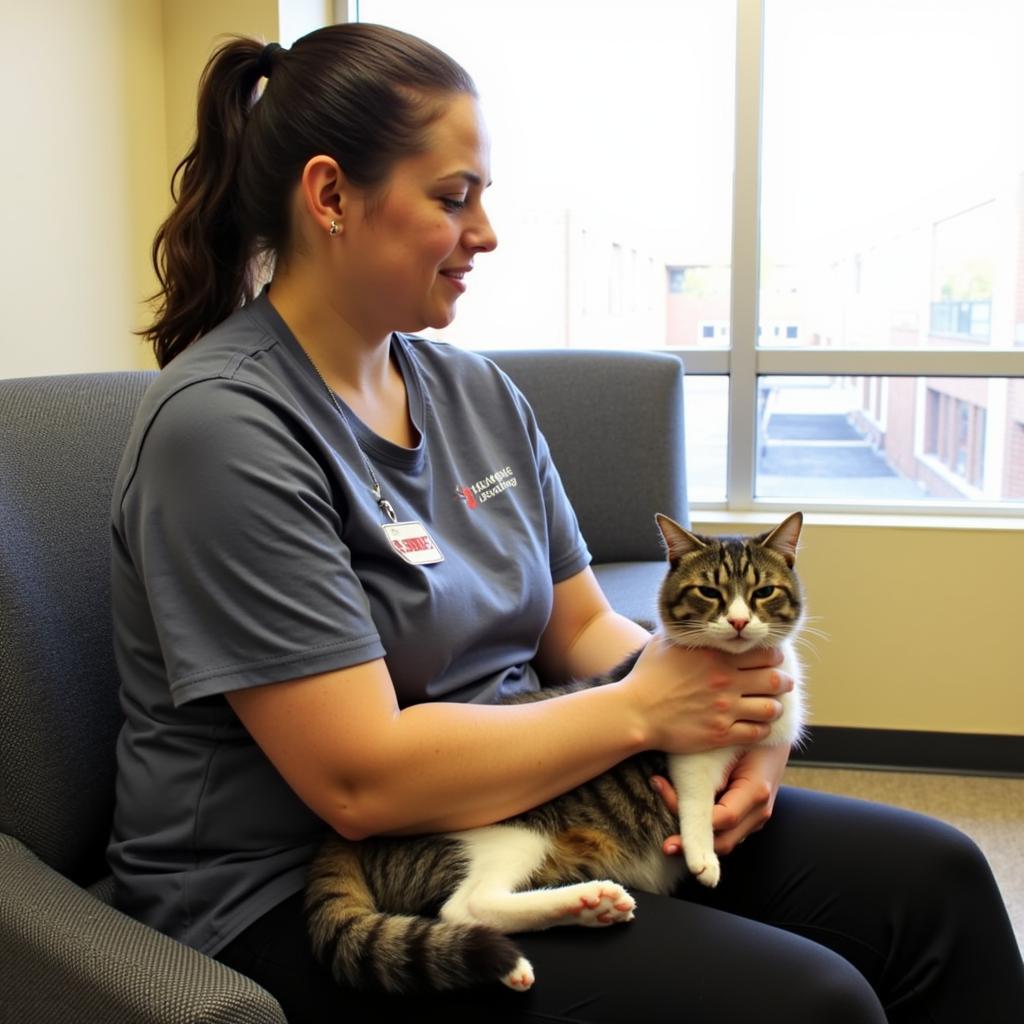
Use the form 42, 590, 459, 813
257, 42, 282, 79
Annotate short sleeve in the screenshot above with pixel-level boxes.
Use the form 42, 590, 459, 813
117, 379, 385, 706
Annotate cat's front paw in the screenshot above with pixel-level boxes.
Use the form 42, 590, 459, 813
686, 851, 721, 888
501, 956, 535, 991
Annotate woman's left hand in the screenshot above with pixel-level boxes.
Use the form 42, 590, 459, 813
651, 743, 791, 857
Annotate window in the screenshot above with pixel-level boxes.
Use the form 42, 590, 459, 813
923, 386, 988, 492
357, 0, 1024, 515
929, 203, 996, 342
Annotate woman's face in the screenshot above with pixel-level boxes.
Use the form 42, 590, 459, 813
340, 92, 497, 337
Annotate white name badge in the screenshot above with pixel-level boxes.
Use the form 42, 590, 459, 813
382, 521, 445, 566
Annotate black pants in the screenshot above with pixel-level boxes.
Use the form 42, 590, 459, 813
217, 787, 1024, 1023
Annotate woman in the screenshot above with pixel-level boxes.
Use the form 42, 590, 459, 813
108, 22, 1023, 1023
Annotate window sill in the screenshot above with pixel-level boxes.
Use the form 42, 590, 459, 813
690, 509, 1024, 532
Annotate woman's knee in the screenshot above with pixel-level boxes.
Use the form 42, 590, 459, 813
923, 819, 992, 884
794, 951, 887, 1024
710, 918, 887, 1023
893, 815, 998, 915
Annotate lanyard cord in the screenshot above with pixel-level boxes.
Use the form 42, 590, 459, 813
300, 349, 399, 525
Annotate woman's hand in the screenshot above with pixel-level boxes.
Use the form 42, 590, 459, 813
650, 743, 791, 856
622, 635, 792, 756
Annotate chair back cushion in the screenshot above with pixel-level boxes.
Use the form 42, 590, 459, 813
0, 372, 155, 885
486, 349, 689, 562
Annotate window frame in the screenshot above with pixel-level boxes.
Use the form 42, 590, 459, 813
676, 0, 1024, 518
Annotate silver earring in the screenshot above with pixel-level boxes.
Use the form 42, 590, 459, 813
329, 220, 339, 237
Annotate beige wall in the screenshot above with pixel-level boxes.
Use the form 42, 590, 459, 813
693, 517, 1024, 736
161, 0, 279, 183
124, 0, 172, 363
2, 0, 167, 375
0, 0, 317, 381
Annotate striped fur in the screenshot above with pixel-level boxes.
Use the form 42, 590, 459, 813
306, 512, 807, 992
306, 834, 524, 992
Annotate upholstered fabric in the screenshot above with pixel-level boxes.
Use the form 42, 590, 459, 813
487, 349, 689, 565
0, 835, 286, 1023
0, 372, 156, 884
591, 561, 670, 632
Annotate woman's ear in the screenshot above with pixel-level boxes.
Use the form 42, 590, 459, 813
298, 154, 347, 237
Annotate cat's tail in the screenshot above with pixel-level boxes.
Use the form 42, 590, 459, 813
305, 839, 526, 993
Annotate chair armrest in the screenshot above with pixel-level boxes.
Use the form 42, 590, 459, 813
0, 834, 286, 1024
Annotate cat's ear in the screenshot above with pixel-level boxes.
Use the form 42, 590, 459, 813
655, 513, 706, 563
760, 511, 803, 567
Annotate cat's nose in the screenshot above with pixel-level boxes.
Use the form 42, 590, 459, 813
728, 617, 749, 634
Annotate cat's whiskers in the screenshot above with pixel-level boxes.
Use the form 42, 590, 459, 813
796, 624, 828, 642
792, 618, 829, 647
663, 623, 710, 648
761, 620, 797, 640
790, 637, 819, 660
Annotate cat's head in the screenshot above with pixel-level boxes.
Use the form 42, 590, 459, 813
654, 513, 804, 653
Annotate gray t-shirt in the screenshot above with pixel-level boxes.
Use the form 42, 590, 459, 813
107, 293, 590, 955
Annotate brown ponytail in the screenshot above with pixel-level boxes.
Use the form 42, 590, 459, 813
142, 24, 476, 367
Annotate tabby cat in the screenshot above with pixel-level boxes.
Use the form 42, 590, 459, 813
306, 512, 806, 993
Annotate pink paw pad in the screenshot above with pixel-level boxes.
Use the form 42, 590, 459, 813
562, 882, 637, 928
501, 956, 535, 992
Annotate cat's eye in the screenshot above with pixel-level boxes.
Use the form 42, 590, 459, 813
752, 586, 775, 600
697, 586, 721, 600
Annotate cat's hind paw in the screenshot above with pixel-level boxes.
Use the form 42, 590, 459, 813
565, 881, 636, 927
501, 956, 535, 991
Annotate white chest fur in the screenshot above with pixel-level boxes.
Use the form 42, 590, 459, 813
666, 637, 805, 888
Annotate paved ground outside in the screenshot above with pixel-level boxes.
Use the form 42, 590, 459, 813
683, 379, 930, 501
758, 411, 927, 499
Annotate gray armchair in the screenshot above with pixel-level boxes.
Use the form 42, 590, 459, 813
0, 350, 685, 1022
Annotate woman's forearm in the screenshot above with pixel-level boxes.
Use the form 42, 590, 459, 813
348, 609, 654, 837
230, 625, 787, 842
338, 621, 786, 839
341, 679, 647, 836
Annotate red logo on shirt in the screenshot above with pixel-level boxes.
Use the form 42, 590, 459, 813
455, 485, 478, 509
